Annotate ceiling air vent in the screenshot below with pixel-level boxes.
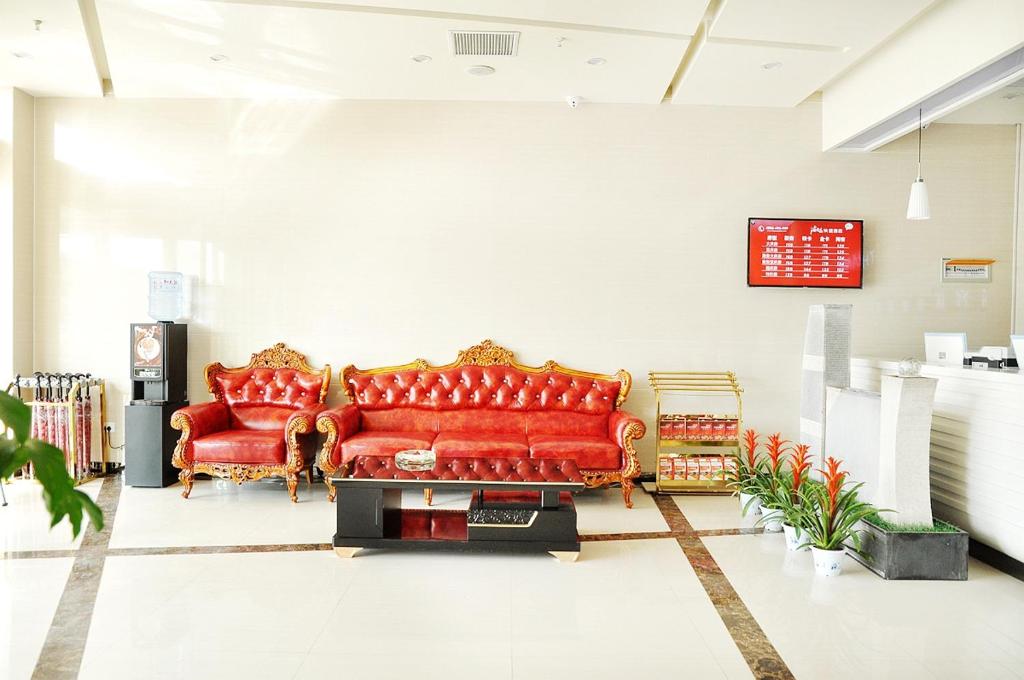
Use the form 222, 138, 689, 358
449, 30, 520, 57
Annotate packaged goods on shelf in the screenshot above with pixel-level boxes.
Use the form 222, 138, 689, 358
649, 372, 743, 494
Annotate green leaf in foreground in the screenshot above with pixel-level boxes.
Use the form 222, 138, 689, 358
1, 395, 104, 538
0, 390, 31, 443
0, 436, 30, 479
24, 439, 104, 535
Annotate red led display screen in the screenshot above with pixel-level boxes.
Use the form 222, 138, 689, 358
747, 218, 863, 288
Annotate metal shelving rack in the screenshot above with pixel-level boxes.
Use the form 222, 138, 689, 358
648, 372, 743, 494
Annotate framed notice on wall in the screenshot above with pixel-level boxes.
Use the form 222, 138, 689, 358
941, 258, 993, 283
747, 218, 863, 289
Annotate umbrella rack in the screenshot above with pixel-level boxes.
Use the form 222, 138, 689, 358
6, 373, 109, 484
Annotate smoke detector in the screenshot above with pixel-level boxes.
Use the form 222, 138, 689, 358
449, 30, 519, 57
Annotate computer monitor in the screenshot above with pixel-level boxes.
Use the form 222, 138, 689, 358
925, 332, 967, 367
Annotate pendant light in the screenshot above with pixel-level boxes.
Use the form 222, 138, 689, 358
906, 108, 930, 220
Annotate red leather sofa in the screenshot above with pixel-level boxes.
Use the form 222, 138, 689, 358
170, 343, 330, 502
316, 340, 646, 507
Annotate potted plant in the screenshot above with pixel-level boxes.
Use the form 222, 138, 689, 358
728, 429, 764, 516
795, 457, 879, 576
753, 432, 789, 532
768, 443, 813, 551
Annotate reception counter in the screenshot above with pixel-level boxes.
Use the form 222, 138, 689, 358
851, 358, 1024, 567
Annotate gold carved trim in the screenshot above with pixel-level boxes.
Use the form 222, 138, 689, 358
169, 411, 191, 472
619, 421, 644, 480
205, 343, 332, 403
579, 421, 643, 508
195, 462, 287, 484
285, 414, 314, 475
316, 416, 341, 502
581, 471, 637, 509
341, 339, 631, 405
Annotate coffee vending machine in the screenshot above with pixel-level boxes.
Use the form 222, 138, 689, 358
124, 322, 188, 487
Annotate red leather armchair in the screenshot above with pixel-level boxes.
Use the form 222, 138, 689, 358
171, 343, 331, 502
316, 340, 646, 507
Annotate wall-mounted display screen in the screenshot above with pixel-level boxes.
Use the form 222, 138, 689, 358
747, 218, 863, 288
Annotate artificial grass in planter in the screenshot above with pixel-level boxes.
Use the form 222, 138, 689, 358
864, 512, 962, 533
853, 513, 968, 580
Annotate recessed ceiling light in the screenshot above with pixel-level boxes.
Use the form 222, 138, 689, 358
761, 61, 783, 71
466, 64, 495, 76
586, 57, 607, 66
9, 51, 31, 59
411, 54, 431, 63
209, 54, 229, 63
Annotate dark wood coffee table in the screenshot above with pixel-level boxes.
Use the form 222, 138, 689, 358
330, 456, 584, 561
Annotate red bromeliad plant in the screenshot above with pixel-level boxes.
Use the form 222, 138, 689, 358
742, 429, 760, 471
744, 432, 791, 512
769, 443, 813, 527
795, 456, 880, 552
789, 444, 813, 496
764, 433, 790, 480
727, 429, 764, 497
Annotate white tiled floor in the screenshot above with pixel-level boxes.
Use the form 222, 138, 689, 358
0, 558, 73, 680
574, 484, 669, 534
703, 532, 1024, 680
672, 494, 759, 531
109, 478, 336, 548
0, 478, 102, 552
7, 481, 1024, 680
80, 538, 750, 680
109, 481, 666, 548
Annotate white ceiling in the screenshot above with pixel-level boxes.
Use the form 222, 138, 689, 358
0, 0, 101, 97
95, 0, 691, 102
0, 0, 941, 105
673, 0, 938, 107
940, 77, 1024, 124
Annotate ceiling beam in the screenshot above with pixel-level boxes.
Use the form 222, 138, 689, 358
77, 0, 114, 96
663, 0, 726, 101
205, 0, 692, 41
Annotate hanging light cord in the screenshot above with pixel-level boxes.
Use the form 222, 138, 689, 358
917, 108, 923, 180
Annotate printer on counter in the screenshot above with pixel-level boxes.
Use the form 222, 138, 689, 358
963, 346, 1018, 370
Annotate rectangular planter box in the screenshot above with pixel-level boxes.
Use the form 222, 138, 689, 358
849, 519, 968, 580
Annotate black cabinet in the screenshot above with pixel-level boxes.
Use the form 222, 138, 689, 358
125, 401, 186, 487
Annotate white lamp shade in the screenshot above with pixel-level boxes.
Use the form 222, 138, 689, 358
907, 178, 930, 220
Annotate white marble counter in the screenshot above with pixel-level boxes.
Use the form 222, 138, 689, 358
851, 358, 1024, 563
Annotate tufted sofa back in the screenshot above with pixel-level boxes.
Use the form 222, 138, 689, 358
211, 367, 326, 410
346, 366, 622, 414
359, 408, 611, 437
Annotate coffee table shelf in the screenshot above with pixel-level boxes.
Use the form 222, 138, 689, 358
330, 458, 585, 561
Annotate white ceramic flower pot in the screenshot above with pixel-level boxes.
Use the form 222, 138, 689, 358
761, 508, 784, 533
782, 523, 810, 551
739, 492, 761, 516
811, 546, 846, 576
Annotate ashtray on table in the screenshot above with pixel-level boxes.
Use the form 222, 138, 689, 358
395, 449, 436, 472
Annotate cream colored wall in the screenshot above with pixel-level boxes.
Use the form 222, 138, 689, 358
0, 89, 11, 384
32, 98, 1015, 468
1, 87, 34, 383
12, 88, 33, 377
